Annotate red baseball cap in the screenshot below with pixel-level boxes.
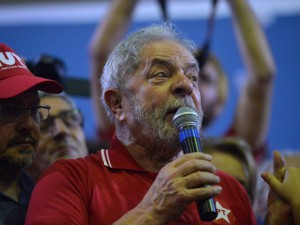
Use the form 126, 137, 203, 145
0, 43, 63, 99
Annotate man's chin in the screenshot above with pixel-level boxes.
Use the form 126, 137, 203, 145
18, 147, 35, 155
5, 156, 33, 168
8, 146, 34, 166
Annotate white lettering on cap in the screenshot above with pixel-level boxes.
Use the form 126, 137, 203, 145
0, 52, 27, 68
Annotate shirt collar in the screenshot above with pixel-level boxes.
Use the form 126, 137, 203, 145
100, 136, 148, 172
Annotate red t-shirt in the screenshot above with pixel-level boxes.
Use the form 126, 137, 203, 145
25, 137, 257, 225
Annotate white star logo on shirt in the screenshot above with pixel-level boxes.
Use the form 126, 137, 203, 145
215, 201, 231, 223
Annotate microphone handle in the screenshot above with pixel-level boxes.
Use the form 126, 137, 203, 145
179, 126, 218, 222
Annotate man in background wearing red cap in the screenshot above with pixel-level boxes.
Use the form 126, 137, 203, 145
0, 43, 62, 225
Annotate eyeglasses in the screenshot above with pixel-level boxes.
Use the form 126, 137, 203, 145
0, 105, 51, 123
40, 109, 83, 134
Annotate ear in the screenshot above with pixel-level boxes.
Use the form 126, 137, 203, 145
103, 89, 125, 121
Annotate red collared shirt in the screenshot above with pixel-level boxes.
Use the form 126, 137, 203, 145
25, 136, 257, 225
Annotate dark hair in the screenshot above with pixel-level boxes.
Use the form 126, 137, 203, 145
26, 54, 67, 86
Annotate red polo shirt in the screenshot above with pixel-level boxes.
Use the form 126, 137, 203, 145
25, 137, 257, 225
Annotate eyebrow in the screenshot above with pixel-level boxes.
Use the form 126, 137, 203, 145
184, 62, 199, 74
149, 58, 172, 68
148, 58, 199, 73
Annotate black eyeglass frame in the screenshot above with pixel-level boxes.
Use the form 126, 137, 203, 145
0, 105, 51, 123
40, 108, 84, 134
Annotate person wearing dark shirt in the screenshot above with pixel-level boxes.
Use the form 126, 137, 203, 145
0, 43, 62, 225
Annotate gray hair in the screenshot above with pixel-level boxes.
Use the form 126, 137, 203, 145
38, 91, 77, 109
101, 22, 197, 121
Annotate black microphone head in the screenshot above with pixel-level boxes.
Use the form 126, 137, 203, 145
173, 107, 199, 130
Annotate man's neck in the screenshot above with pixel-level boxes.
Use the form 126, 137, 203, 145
0, 164, 21, 202
0, 167, 21, 202
0, 179, 20, 202
116, 125, 182, 172
120, 140, 182, 173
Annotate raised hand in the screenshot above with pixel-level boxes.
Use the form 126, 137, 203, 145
261, 151, 294, 225
114, 152, 222, 225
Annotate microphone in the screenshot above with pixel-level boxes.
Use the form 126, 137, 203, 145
173, 107, 218, 222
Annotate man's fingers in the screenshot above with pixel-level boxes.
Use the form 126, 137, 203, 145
273, 150, 286, 181
173, 152, 212, 168
178, 159, 217, 177
187, 185, 222, 201
261, 172, 282, 194
185, 171, 220, 188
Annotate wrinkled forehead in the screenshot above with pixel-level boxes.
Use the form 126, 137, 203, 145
141, 40, 197, 65
40, 95, 73, 115
142, 40, 196, 57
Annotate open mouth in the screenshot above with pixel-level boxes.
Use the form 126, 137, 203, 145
165, 107, 182, 124
167, 107, 181, 115
167, 107, 182, 117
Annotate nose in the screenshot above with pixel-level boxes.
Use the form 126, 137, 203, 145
171, 73, 194, 97
16, 113, 40, 137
